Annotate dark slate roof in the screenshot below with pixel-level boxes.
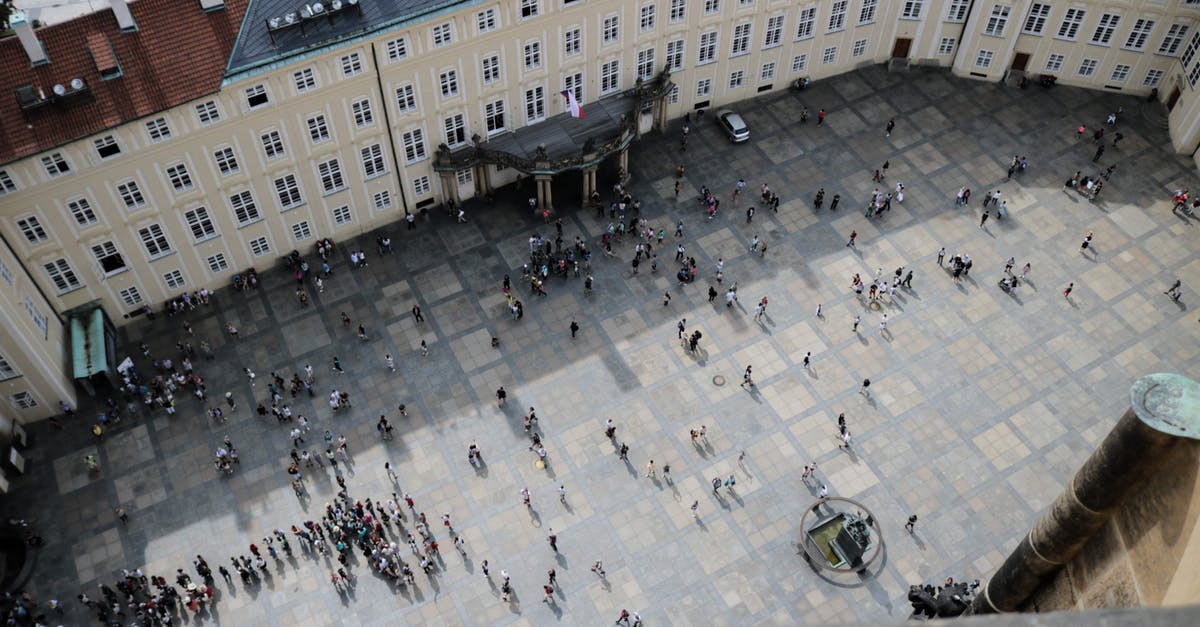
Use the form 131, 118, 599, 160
485, 92, 638, 164
226, 0, 454, 75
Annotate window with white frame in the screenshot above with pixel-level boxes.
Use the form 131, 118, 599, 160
1110, 64, 1131, 82
92, 241, 126, 274
0, 259, 10, 285
340, 52, 363, 77
670, 0, 685, 23
440, 70, 459, 97
195, 100, 220, 123
94, 135, 121, 159
828, 1, 846, 32
976, 50, 995, 68
858, 0, 877, 25
1144, 69, 1164, 87
1077, 58, 1098, 77
117, 180, 145, 210
524, 41, 542, 70
641, 4, 656, 31
1091, 13, 1120, 45
525, 86, 546, 121
307, 114, 330, 143
666, 39, 685, 70
291, 221, 313, 241
185, 207, 217, 242
1159, 24, 1189, 56
249, 237, 271, 257
698, 31, 718, 64
413, 175, 432, 195
478, 8, 497, 32
333, 205, 353, 225
704, 0, 720, 15
16, 217, 47, 244
24, 298, 47, 338
601, 60, 620, 94
166, 163, 193, 191
901, 1, 923, 19
41, 153, 70, 177
396, 83, 417, 112
0, 355, 18, 381
432, 22, 454, 47
261, 130, 285, 159
443, 114, 467, 146
603, 15, 619, 43
294, 68, 317, 92
483, 55, 502, 83
796, 7, 816, 39
1045, 53, 1064, 71
637, 48, 656, 80
791, 54, 808, 72
669, 84, 679, 103
1125, 19, 1155, 51
937, 37, 956, 55
1023, 3, 1050, 35
245, 84, 269, 108
564, 28, 581, 56
387, 37, 408, 60
362, 144, 386, 178
1182, 32, 1200, 68
207, 253, 229, 273
731, 23, 751, 56
521, 0, 539, 18
822, 46, 837, 64
564, 72, 583, 101
9, 392, 38, 410
68, 198, 98, 226
318, 159, 346, 193
485, 100, 506, 133
984, 5, 1010, 37
44, 258, 81, 292
163, 269, 186, 290
1057, 8, 1085, 40
852, 39, 867, 57
274, 174, 304, 209
760, 62, 775, 81
213, 146, 239, 176
764, 15, 783, 48
0, 170, 14, 194
352, 99, 374, 127
402, 129, 426, 163
138, 223, 172, 258
373, 190, 392, 210
456, 169, 473, 186
229, 191, 260, 225
729, 70, 745, 88
145, 117, 171, 142
696, 78, 713, 97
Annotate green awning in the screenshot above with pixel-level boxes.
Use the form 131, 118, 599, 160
71, 308, 108, 379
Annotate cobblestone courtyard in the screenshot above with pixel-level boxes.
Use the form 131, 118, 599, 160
5, 66, 1200, 625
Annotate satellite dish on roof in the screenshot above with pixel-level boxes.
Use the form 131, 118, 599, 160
284, 12, 297, 23
331, 0, 342, 9
312, 3, 325, 13
269, 16, 281, 28
52, 84, 66, 96
70, 78, 84, 90
347, 0, 358, 5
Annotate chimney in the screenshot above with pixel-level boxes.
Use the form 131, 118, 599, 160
199, 0, 226, 11
8, 10, 48, 66
111, 0, 138, 32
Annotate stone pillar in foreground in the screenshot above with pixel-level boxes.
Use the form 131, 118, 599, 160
971, 373, 1200, 614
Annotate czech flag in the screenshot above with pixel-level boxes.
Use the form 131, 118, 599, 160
561, 90, 585, 119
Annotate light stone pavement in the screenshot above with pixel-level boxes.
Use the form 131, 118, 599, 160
6, 66, 1200, 625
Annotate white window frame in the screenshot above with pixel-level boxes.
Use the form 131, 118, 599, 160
1143, 68, 1164, 87
1159, 24, 1189, 56
402, 129, 427, 164
698, 31, 718, 64
828, 0, 847, 32
245, 84, 270, 108
760, 62, 775, 81
138, 223, 172, 259
249, 237, 271, 257
333, 205, 353, 225
44, 258, 82, 293
729, 70, 745, 89
704, 0, 720, 16
485, 99, 507, 134
163, 269, 186, 291
564, 72, 584, 102
261, 130, 285, 160
791, 54, 808, 73
764, 15, 784, 48
603, 15, 620, 44
440, 69, 460, 98
9, 392, 38, 410
1045, 53, 1064, 71
1091, 13, 1120, 46
637, 48, 656, 80
521, 0, 539, 19
483, 55, 502, 84
600, 60, 621, 94
145, 117, 171, 142
670, 0, 686, 23
1110, 64, 1131, 83
92, 241, 127, 276
213, 146, 239, 176
68, 197, 98, 226
117, 180, 145, 210
1077, 58, 1098, 77
352, 98, 375, 127
796, 7, 816, 40
396, 83, 417, 112
976, 50, 995, 68
822, 46, 837, 64
41, 153, 70, 178
293, 67, 317, 93
292, 221, 313, 241
16, 216, 47, 244
524, 40, 542, 70
696, 78, 713, 97
229, 191, 260, 226
641, 3, 656, 31
858, 0, 877, 26
165, 163, 193, 192
374, 190, 393, 211
195, 100, 220, 124
1124, 19, 1155, 51
984, 4, 1011, 37
432, 23, 455, 47
318, 158, 346, 194
307, 114, 330, 143
478, 8, 498, 33
0, 170, 15, 194
1023, 3, 1050, 35
362, 144, 386, 178
666, 39, 686, 71
564, 28, 582, 56
525, 86, 547, 122
937, 38, 956, 55
387, 37, 409, 61
119, 287, 143, 306
340, 52, 363, 77
185, 207, 217, 242
207, 253, 230, 274
413, 175, 432, 196
731, 23, 752, 57
1057, 8, 1086, 41
852, 39, 867, 57
274, 174, 304, 209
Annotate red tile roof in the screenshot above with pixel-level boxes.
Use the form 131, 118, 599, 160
0, 0, 249, 164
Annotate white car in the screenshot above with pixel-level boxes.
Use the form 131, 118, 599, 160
717, 109, 750, 143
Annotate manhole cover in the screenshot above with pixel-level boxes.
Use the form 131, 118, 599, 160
713, 375, 726, 386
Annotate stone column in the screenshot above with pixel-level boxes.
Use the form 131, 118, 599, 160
474, 163, 491, 197
439, 172, 459, 205
618, 149, 629, 181
582, 166, 597, 205
970, 373, 1200, 614
535, 174, 553, 213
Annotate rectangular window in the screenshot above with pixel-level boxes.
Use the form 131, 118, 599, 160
1125, 19, 1155, 51
413, 175, 432, 195
1144, 68, 1165, 87
185, 207, 217, 242
696, 78, 712, 97
670, 0, 686, 23
564, 28, 581, 56
852, 39, 867, 57
119, 286, 143, 306
24, 298, 47, 339
207, 253, 229, 273
294, 68, 317, 92
699, 31, 718, 64
1077, 58, 1097, 77
976, 50, 995, 68
601, 60, 620, 94
117, 180, 145, 210
249, 237, 270, 257
213, 146, 239, 176
704, 0, 720, 15
10, 392, 38, 410
307, 114, 330, 143
333, 205, 353, 225
984, 5, 1011, 37
402, 129, 427, 163
0, 355, 18, 381
196, 100, 220, 124
822, 46, 837, 64
669, 84, 679, 104
432, 23, 454, 47
387, 37, 408, 61
362, 144, 386, 178
229, 190, 260, 225
828, 1, 846, 32
603, 15, 620, 43
138, 223, 172, 258
318, 159, 346, 194
485, 99, 507, 133
937, 37, 956, 55
524, 41, 542, 70
521, 0, 539, 18
483, 55, 502, 83
478, 8, 497, 32
729, 70, 744, 88
41, 153, 70, 177
564, 72, 584, 102
17, 217, 48, 244
1091, 13, 1120, 45
1045, 53, 1064, 71
292, 221, 313, 241
731, 23, 751, 56
764, 15, 784, 48
440, 70, 459, 97
666, 39, 685, 71
396, 83, 417, 112
901, 1, 923, 19
858, 0, 877, 25
1057, 8, 1085, 40
0, 259, 10, 285
274, 174, 303, 209
637, 48, 656, 80
340, 52, 363, 77
796, 7, 816, 39
166, 163, 193, 191
94, 135, 121, 159
1023, 3, 1050, 35
44, 259, 81, 292
456, 169, 473, 186
760, 62, 775, 81
791, 54, 808, 73
261, 130, 285, 159
68, 198, 98, 226
374, 190, 392, 210
1110, 64, 1131, 82
641, 4, 656, 31
163, 269, 186, 290
245, 84, 269, 108
526, 86, 547, 121
352, 99, 374, 127
0, 170, 14, 194
946, 0, 969, 23
1159, 24, 1189, 56
1182, 32, 1200, 68
92, 241, 127, 274
145, 117, 171, 142
444, 114, 466, 147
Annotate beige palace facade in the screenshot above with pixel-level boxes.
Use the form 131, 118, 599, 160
2, 0, 1200, 423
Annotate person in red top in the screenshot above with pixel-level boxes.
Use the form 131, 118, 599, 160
818, 109, 826, 125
